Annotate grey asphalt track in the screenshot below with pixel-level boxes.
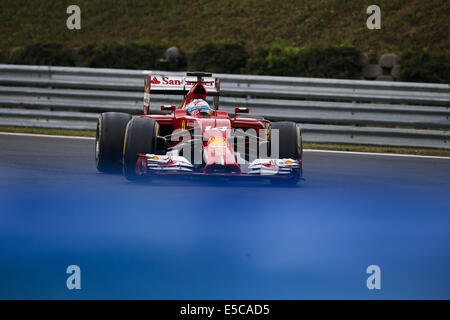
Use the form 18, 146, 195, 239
1, 133, 450, 191
1, 133, 450, 299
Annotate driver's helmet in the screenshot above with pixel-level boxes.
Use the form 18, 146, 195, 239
184, 99, 212, 116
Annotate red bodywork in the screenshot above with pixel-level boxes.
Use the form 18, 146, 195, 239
135, 74, 302, 179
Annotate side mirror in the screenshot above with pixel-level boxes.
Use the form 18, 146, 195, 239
161, 105, 176, 111
234, 107, 249, 119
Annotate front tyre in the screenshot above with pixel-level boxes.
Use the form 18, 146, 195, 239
270, 121, 302, 160
96, 112, 132, 173
270, 121, 302, 186
122, 117, 159, 181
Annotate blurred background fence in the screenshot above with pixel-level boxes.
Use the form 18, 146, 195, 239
0, 64, 449, 149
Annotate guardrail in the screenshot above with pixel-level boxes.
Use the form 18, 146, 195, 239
0, 64, 449, 149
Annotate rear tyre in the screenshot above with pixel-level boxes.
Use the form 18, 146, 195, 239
123, 117, 159, 181
96, 112, 132, 173
270, 121, 302, 186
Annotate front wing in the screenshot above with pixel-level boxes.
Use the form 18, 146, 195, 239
135, 154, 302, 179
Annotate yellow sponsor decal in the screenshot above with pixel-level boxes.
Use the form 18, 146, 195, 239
96, 116, 102, 166
123, 122, 130, 156
209, 137, 227, 146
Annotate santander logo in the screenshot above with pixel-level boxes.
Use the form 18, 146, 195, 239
162, 77, 182, 85
186, 81, 214, 87
150, 76, 161, 84
149, 76, 214, 87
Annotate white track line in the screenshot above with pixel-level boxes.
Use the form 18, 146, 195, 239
0, 131, 95, 140
304, 149, 450, 160
1, 132, 448, 160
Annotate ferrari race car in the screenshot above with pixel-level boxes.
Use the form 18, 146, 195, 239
95, 72, 303, 185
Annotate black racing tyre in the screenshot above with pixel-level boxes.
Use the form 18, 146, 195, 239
270, 121, 302, 160
96, 112, 132, 173
270, 121, 302, 186
122, 117, 159, 181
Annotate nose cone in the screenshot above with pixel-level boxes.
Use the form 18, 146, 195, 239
204, 135, 240, 174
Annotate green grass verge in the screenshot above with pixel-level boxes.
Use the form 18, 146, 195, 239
0, 0, 448, 57
1, 126, 449, 157
0, 126, 95, 137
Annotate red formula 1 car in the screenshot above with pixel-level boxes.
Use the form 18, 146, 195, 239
95, 72, 303, 185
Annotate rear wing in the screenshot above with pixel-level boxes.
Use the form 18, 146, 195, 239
143, 72, 221, 114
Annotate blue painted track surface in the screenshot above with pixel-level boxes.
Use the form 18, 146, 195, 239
0, 134, 449, 299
